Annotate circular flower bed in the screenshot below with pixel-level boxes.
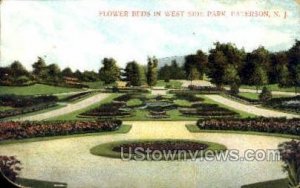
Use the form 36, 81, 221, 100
90, 139, 226, 160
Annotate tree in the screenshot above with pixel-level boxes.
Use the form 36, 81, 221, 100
288, 40, 300, 92
99, 58, 120, 84
169, 60, 185, 79
295, 64, 300, 93
61, 67, 73, 77
32, 57, 47, 80
188, 67, 200, 85
74, 70, 83, 80
224, 64, 240, 94
146, 56, 158, 87
124, 61, 142, 86
47, 64, 61, 82
250, 65, 268, 93
184, 50, 207, 80
259, 86, 272, 102
158, 64, 171, 82
208, 42, 245, 87
278, 64, 290, 87
10, 61, 28, 78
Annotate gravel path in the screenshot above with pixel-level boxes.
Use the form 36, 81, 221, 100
205, 94, 299, 118
0, 121, 290, 188
15, 93, 111, 121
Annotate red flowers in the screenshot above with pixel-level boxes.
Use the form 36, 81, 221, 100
0, 120, 122, 141
197, 118, 300, 135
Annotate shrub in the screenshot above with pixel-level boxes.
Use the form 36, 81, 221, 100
0, 95, 58, 108
259, 86, 272, 102
0, 156, 22, 182
278, 140, 300, 187
229, 83, 239, 95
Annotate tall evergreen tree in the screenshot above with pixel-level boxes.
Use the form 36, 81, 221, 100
146, 56, 158, 87
124, 61, 142, 86
99, 58, 120, 84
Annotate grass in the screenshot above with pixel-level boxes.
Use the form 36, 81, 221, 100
199, 95, 256, 118
186, 124, 300, 139
0, 84, 82, 96
0, 124, 132, 145
155, 80, 182, 89
83, 81, 105, 89
1, 104, 66, 121
126, 99, 143, 107
238, 92, 287, 100
241, 178, 288, 188
47, 93, 120, 121
0, 106, 14, 111
90, 139, 227, 160
173, 99, 192, 107
239, 84, 296, 93
16, 177, 67, 188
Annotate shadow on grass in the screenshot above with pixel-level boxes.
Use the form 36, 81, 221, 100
17, 177, 67, 188
241, 178, 288, 188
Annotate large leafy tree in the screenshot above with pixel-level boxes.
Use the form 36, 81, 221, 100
249, 65, 268, 92
146, 56, 158, 87
32, 57, 47, 80
61, 67, 73, 77
10, 61, 28, 78
124, 61, 142, 86
269, 51, 289, 85
288, 40, 300, 91
184, 50, 207, 80
208, 42, 244, 87
47, 64, 61, 82
99, 58, 120, 84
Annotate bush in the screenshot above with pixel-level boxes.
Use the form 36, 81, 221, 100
0, 156, 21, 182
259, 87, 272, 102
278, 140, 300, 187
230, 83, 239, 95
0, 120, 122, 141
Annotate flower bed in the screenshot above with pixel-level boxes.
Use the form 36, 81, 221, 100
0, 120, 122, 141
264, 96, 300, 114
180, 103, 238, 117
173, 92, 204, 102
197, 118, 300, 135
61, 92, 91, 102
81, 103, 131, 117
188, 85, 224, 94
0, 95, 58, 108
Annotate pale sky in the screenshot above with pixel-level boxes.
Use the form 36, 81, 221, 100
0, 0, 299, 71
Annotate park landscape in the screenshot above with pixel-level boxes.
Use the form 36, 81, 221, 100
0, 40, 299, 188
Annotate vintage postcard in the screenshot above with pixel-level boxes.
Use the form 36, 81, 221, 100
0, 0, 299, 187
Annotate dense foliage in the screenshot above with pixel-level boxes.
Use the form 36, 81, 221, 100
278, 140, 300, 187
0, 95, 58, 108
0, 156, 22, 182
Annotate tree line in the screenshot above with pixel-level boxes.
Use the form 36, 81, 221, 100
0, 40, 299, 90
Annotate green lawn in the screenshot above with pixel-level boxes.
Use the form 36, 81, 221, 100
241, 178, 288, 188
173, 99, 192, 107
0, 84, 83, 96
238, 92, 289, 100
155, 80, 182, 89
239, 84, 296, 93
83, 81, 105, 89
0, 106, 14, 112
199, 95, 256, 118
126, 99, 143, 107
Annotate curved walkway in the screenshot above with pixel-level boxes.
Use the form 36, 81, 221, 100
15, 93, 110, 121
0, 121, 291, 188
205, 94, 299, 119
